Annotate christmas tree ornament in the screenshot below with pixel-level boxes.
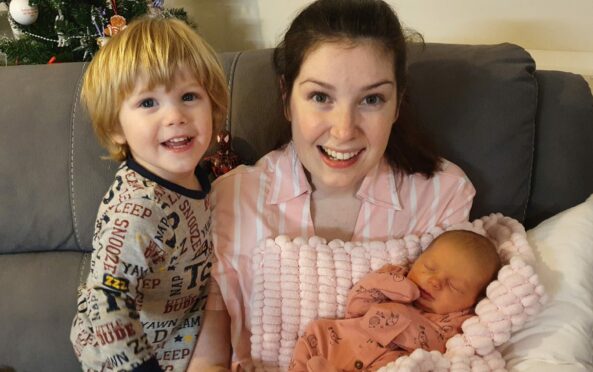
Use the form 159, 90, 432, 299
104, 14, 127, 36
56, 32, 67, 47
96, 36, 108, 47
91, 9, 103, 34
54, 8, 68, 47
204, 130, 242, 178
8, 16, 23, 38
9, 0, 39, 25
76, 33, 93, 60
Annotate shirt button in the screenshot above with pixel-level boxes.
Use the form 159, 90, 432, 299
354, 360, 364, 369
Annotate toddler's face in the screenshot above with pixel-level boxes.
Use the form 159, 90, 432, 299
114, 66, 213, 189
407, 238, 491, 314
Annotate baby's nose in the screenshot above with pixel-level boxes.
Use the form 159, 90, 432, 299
427, 276, 442, 290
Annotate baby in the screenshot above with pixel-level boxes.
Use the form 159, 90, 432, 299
290, 230, 501, 372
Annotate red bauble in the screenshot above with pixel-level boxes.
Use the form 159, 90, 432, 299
204, 130, 241, 178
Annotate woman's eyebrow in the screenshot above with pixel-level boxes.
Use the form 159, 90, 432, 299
361, 80, 395, 91
299, 79, 334, 90
299, 79, 394, 91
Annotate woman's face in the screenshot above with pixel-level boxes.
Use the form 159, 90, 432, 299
287, 40, 398, 194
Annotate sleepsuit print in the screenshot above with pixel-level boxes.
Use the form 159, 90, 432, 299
205, 142, 476, 370
289, 265, 472, 371
70, 157, 212, 372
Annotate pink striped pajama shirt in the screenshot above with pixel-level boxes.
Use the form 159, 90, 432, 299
205, 142, 475, 370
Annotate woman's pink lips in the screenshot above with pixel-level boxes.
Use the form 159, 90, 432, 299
318, 146, 363, 169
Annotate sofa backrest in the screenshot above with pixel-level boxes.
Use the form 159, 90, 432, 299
217, 44, 593, 228
1, 43, 592, 254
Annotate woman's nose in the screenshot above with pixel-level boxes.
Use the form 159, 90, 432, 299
329, 105, 357, 141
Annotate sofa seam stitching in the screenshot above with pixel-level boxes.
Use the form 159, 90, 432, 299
522, 68, 538, 224
225, 51, 242, 131
69, 62, 86, 251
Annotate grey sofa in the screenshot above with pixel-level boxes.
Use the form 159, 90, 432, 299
1, 43, 592, 371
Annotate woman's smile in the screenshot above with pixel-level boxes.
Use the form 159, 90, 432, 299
318, 145, 365, 168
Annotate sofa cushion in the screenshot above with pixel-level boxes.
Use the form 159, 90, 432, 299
224, 50, 292, 165
406, 43, 537, 224
0, 63, 86, 253
526, 71, 593, 228
0, 251, 83, 370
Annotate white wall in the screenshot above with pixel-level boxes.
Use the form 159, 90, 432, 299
169, 0, 593, 75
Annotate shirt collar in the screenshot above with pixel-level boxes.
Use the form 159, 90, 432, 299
356, 157, 402, 210
265, 142, 311, 205
265, 141, 402, 210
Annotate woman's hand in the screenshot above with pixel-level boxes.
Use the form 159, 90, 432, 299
187, 362, 229, 372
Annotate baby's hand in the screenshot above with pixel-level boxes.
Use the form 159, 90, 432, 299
376, 263, 405, 274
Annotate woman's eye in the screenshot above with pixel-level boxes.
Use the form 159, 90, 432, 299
182, 93, 198, 102
423, 263, 434, 271
362, 95, 383, 105
311, 92, 329, 104
140, 98, 155, 108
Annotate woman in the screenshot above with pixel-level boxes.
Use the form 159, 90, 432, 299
190, 0, 475, 370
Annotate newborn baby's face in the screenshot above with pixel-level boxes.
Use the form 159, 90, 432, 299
407, 239, 490, 314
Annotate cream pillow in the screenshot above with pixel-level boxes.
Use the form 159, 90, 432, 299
500, 194, 593, 371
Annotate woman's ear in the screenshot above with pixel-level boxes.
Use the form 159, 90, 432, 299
284, 103, 292, 122
279, 75, 291, 122
393, 89, 406, 124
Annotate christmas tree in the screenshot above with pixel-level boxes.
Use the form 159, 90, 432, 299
0, 0, 189, 65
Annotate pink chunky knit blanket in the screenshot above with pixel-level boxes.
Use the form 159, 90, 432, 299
250, 213, 547, 371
